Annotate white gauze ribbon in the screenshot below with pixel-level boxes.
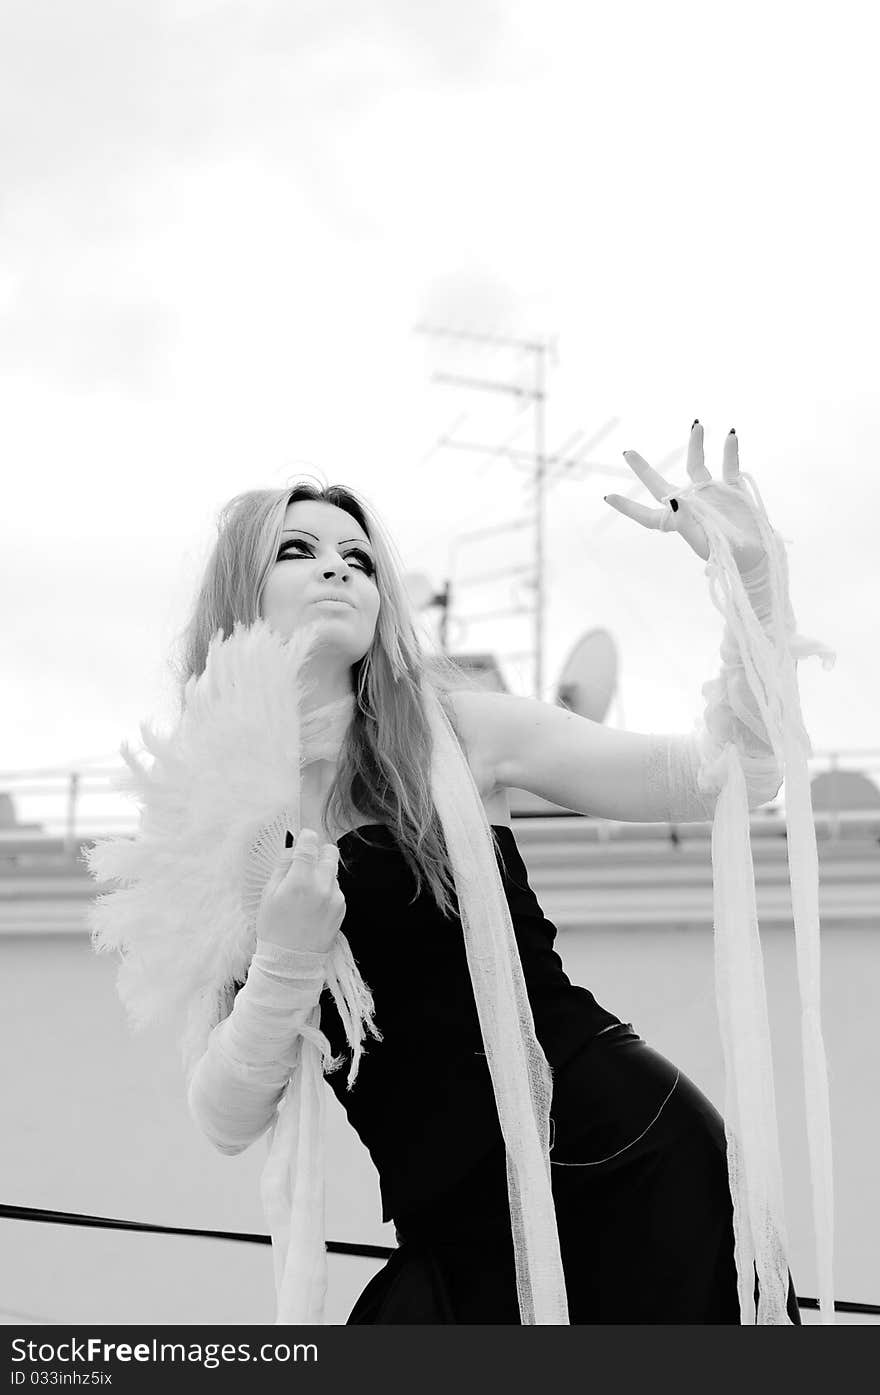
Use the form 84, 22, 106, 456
660, 473, 837, 1324
263, 685, 569, 1325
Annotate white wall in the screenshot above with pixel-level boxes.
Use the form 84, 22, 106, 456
1, 895, 877, 1324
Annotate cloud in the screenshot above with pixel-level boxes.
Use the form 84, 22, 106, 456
0, 1, 519, 392
0, 1, 515, 199
1, 284, 177, 394
418, 264, 530, 338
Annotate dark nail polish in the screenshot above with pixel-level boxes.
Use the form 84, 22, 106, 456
285, 829, 294, 848
670, 498, 679, 512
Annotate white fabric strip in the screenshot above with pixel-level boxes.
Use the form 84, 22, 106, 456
423, 689, 570, 1324
187, 944, 328, 1154
663, 473, 837, 1323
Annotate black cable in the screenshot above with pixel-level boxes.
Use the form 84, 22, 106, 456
3, 1202, 879, 1315
0, 1203, 393, 1261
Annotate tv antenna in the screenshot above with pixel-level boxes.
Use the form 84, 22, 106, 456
414, 323, 630, 699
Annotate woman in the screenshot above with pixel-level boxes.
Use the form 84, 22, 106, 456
135, 423, 821, 1322
176, 422, 821, 1324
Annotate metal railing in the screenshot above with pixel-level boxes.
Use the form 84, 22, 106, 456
1, 747, 880, 852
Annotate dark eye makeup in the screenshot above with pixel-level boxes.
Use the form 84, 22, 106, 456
277, 538, 375, 577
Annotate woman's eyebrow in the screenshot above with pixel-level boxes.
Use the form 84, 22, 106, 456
281, 528, 372, 548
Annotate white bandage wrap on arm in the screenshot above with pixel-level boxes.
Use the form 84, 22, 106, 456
187, 941, 330, 1156
648, 555, 787, 823
644, 482, 836, 1324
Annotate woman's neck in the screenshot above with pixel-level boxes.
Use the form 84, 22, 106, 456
300, 693, 356, 763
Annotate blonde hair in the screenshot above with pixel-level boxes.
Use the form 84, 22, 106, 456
171, 480, 500, 917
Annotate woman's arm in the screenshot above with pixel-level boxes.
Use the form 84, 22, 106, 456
187, 941, 328, 1155
448, 554, 785, 825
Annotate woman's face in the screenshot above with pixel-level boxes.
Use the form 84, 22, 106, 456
259, 499, 381, 665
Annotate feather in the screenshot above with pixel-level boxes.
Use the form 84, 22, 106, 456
82, 618, 378, 1076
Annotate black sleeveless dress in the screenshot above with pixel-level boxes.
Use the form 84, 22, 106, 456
318, 823, 802, 1325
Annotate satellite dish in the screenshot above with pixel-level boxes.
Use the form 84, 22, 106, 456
810, 770, 880, 811
554, 628, 618, 723
402, 571, 437, 611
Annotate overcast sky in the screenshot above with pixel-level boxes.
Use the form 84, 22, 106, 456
2, 0, 877, 789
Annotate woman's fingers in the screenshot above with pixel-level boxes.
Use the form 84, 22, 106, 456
288, 827, 319, 863
607, 425, 745, 565
686, 420, 712, 483
618, 425, 742, 505
314, 841, 341, 891
280, 829, 340, 884
722, 428, 740, 482
259, 828, 345, 952
603, 489, 711, 559
620, 449, 673, 503
603, 494, 669, 530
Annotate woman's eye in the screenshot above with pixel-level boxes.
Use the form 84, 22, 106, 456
347, 549, 375, 576
277, 540, 375, 576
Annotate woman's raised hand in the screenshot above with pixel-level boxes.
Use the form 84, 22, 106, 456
256, 828, 346, 955
603, 421, 769, 574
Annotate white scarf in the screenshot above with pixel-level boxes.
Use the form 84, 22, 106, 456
265, 687, 568, 1323
86, 485, 835, 1324
665, 473, 836, 1324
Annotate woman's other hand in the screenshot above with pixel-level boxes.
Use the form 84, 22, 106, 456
603, 422, 769, 574
256, 828, 346, 954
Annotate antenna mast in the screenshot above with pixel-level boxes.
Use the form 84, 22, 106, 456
415, 325, 552, 697
416, 324, 631, 698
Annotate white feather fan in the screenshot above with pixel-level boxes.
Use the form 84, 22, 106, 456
83, 618, 378, 1078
